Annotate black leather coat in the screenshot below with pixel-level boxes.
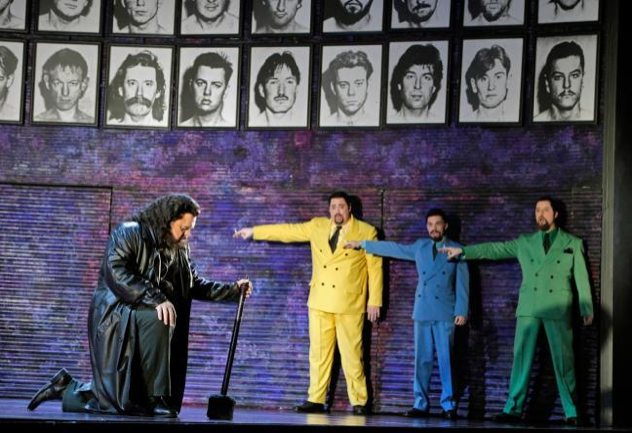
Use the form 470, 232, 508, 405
87, 221, 239, 414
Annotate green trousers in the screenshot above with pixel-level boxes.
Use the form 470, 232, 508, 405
503, 316, 578, 418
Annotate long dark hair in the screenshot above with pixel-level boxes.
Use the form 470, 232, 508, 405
133, 194, 200, 246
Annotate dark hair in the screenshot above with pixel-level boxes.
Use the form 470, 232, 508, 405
185, 0, 230, 17
39, 0, 93, 17
390, 44, 443, 111
180, 52, 233, 122
535, 195, 559, 215
328, 191, 351, 207
465, 45, 510, 110
468, 0, 512, 20
537, 41, 585, 112
0, 46, 18, 77
254, 51, 300, 112
107, 50, 166, 122
426, 208, 447, 223
39, 48, 88, 110
253, 0, 302, 28
322, 50, 373, 114
133, 194, 201, 246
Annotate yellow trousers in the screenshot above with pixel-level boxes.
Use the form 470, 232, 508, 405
307, 308, 368, 406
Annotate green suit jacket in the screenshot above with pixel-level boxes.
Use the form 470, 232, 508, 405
462, 229, 593, 320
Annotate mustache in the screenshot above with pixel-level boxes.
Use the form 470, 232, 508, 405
411, 2, 432, 12
274, 95, 289, 101
557, 90, 577, 98
125, 96, 152, 108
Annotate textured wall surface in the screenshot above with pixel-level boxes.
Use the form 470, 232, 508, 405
0, 0, 605, 423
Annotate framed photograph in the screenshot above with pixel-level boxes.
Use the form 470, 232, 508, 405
31, 41, 100, 126
180, 0, 242, 36
532, 34, 598, 124
390, 0, 451, 30
105, 44, 173, 129
247, 45, 311, 129
0, 0, 28, 32
111, 0, 176, 36
386, 40, 449, 126
463, 0, 525, 27
0, 39, 25, 124
319, 44, 383, 128
323, 0, 384, 34
251, 0, 312, 35
37, 0, 104, 34
537, 0, 600, 24
458, 37, 524, 125
176, 46, 240, 129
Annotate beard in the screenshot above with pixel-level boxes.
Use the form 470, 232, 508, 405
336, 0, 373, 26
537, 219, 552, 231
164, 233, 188, 250
429, 231, 443, 242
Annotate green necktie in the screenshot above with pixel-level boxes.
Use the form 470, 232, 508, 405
329, 226, 342, 253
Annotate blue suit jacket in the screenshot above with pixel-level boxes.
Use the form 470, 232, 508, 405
364, 238, 469, 322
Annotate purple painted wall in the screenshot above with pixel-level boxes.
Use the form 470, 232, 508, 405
0, 0, 604, 423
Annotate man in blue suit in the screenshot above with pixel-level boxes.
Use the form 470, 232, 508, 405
346, 208, 469, 419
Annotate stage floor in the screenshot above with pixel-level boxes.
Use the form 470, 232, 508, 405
0, 398, 621, 433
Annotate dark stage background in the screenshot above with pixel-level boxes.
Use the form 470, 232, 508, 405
0, 0, 605, 424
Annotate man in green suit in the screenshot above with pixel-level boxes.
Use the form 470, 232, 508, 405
441, 196, 593, 426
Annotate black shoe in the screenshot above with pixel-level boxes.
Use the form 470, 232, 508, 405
352, 405, 370, 415
442, 409, 458, 420
492, 412, 522, 423
403, 408, 430, 418
150, 396, 178, 418
27, 368, 73, 411
294, 401, 325, 413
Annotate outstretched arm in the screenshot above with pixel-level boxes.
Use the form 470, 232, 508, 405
234, 227, 254, 240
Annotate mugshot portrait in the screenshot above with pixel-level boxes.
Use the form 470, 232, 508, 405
463, 0, 525, 27
532, 34, 598, 124
37, 0, 103, 34
177, 46, 240, 129
0, 39, 25, 124
0, 0, 28, 32
537, 0, 600, 24
323, 0, 385, 34
386, 40, 449, 126
390, 0, 451, 30
319, 44, 383, 128
111, 0, 176, 36
31, 41, 100, 126
105, 45, 173, 129
247, 45, 312, 129
458, 38, 524, 125
179, 0, 241, 36
251, 0, 312, 35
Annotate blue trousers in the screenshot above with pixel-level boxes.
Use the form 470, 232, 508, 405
413, 320, 456, 412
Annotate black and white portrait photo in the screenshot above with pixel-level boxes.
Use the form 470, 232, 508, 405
538, 0, 600, 24
532, 34, 598, 123
390, 0, 451, 30
180, 0, 241, 36
463, 0, 525, 27
0, 39, 25, 124
177, 46, 240, 129
112, 0, 176, 36
458, 38, 524, 124
105, 45, 173, 129
247, 45, 311, 129
323, 0, 384, 34
31, 41, 100, 126
386, 40, 449, 126
251, 0, 311, 35
37, 0, 103, 34
319, 44, 383, 128
0, 0, 28, 32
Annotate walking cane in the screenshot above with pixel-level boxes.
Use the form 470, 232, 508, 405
207, 280, 248, 420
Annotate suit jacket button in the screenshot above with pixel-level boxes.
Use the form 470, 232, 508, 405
531, 259, 534, 262
550, 275, 554, 279
336, 268, 339, 271
422, 272, 426, 275
435, 296, 439, 299
557, 260, 561, 264
324, 265, 327, 269
549, 289, 553, 293
320, 249, 322, 252
535, 273, 539, 277
442, 271, 446, 275
332, 285, 336, 288
345, 253, 348, 256
322, 283, 324, 286
534, 287, 538, 291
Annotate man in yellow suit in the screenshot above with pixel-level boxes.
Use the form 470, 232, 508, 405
234, 191, 383, 415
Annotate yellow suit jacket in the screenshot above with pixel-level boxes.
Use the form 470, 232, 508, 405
253, 216, 383, 315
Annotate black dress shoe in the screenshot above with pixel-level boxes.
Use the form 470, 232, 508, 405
352, 405, 370, 415
403, 408, 430, 418
294, 401, 326, 413
492, 412, 522, 423
150, 396, 178, 418
442, 409, 458, 420
27, 368, 73, 411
